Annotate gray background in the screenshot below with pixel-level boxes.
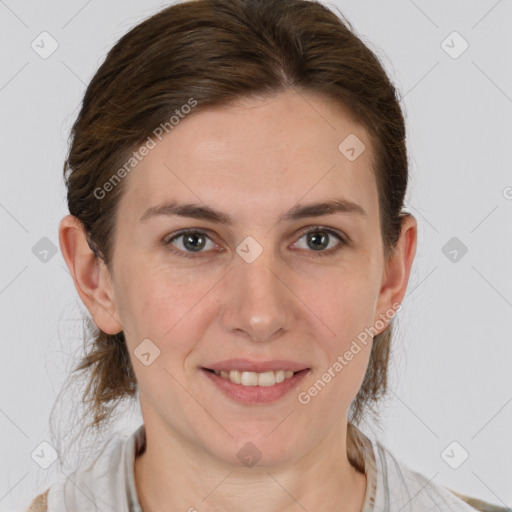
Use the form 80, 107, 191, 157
0, 0, 511, 509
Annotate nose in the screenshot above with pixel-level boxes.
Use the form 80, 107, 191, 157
220, 247, 295, 343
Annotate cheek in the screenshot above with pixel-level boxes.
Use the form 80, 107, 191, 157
307, 269, 378, 345
118, 263, 218, 357
114, 262, 182, 334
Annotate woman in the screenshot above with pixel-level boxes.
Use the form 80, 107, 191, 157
26, 0, 509, 510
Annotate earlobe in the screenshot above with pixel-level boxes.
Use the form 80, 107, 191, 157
58, 214, 123, 335
373, 214, 418, 332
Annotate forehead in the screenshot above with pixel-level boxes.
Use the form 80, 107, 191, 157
118, 90, 379, 225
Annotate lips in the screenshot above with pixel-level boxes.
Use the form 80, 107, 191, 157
201, 359, 310, 403
203, 358, 309, 373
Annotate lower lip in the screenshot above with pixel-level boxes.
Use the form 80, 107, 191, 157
201, 368, 309, 404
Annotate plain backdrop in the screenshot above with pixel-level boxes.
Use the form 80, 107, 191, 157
1, 0, 511, 509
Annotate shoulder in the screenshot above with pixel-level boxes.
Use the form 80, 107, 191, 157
373, 440, 511, 512
25, 488, 49, 512
24, 429, 137, 511
446, 489, 512, 512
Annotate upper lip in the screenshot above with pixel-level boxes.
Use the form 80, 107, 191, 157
203, 358, 309, 373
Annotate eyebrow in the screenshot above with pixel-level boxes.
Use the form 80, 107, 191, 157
139, 198, 367, 225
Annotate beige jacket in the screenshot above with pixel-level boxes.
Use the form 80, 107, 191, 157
27, 488, 49, 512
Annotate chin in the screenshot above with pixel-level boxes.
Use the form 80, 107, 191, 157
201, 431, 305, 469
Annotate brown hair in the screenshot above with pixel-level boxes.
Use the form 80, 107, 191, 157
57, 0, 409, 470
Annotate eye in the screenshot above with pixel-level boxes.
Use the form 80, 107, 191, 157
164, 226, 347, 259
164, 230, 217, 257
292, 226, 346, 256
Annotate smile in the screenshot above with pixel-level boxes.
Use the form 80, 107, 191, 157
202, 365, 310, 404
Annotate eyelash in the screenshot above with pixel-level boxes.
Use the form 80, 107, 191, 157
163, 226, 347, 259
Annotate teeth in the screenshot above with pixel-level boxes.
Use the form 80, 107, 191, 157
213, 369, 297, 386
229, 370, 241, 384
275, 370, 286, 383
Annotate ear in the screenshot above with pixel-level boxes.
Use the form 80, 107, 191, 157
373, 213, 417, 332
58, 214, 123, 335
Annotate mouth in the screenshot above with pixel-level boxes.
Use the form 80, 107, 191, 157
203, 368, 302, 387
201, 360, 310, 404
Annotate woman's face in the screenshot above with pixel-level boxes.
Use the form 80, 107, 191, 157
82, 90, 415, 466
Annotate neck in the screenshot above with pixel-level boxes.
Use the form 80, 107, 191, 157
134, 420, 367, 512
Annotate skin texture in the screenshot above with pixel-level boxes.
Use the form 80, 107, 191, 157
59, 89, 417, 511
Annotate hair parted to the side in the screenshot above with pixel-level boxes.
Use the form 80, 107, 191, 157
55, 0, 409, 471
